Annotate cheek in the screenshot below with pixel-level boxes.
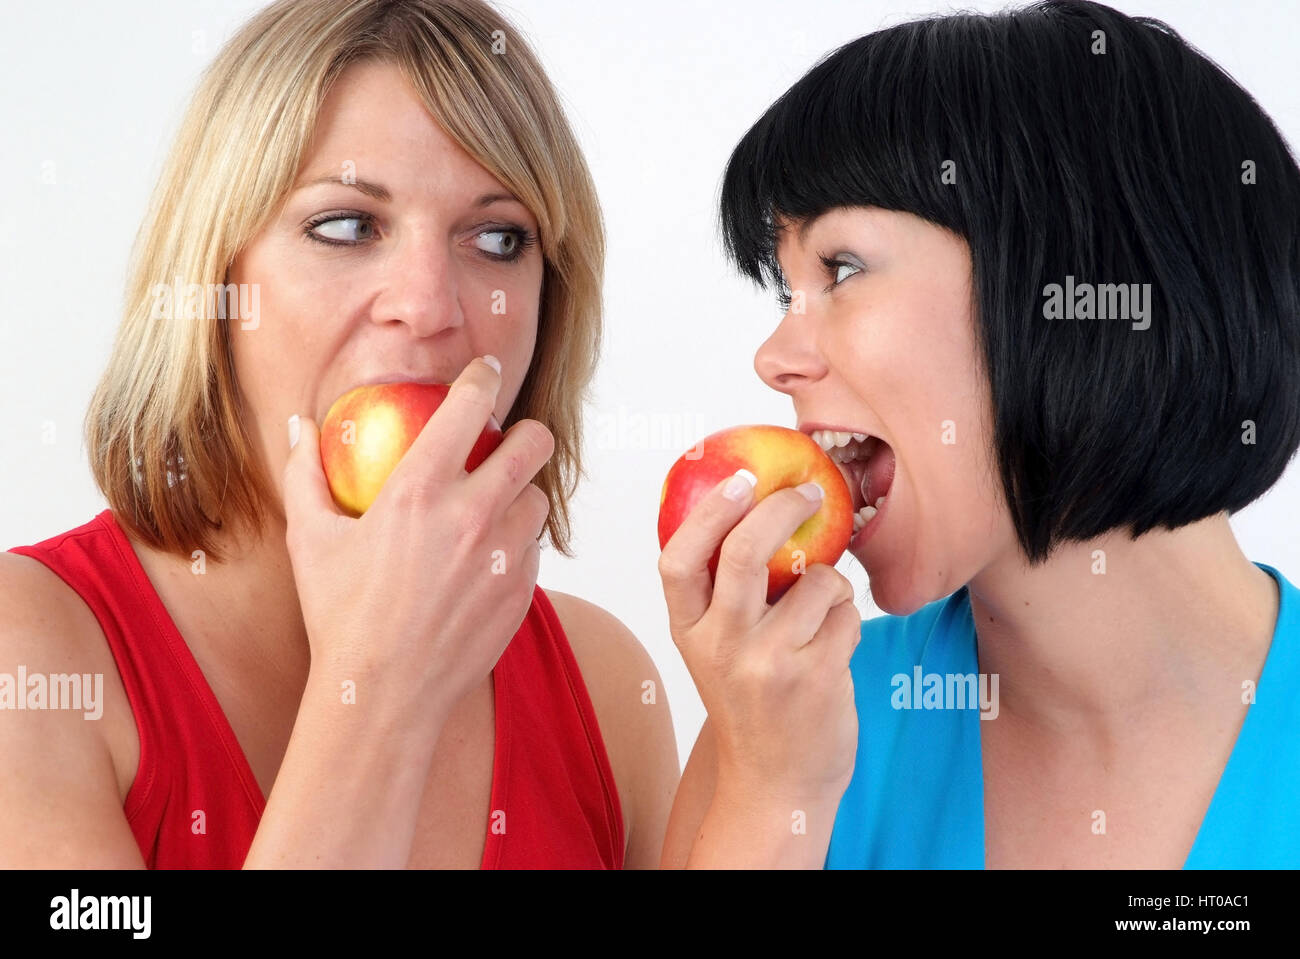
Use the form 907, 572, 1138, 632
872, 305, 1011, 602
466, 263, 542, 370
226, 251, 335, 419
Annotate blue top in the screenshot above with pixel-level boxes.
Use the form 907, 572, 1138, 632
825, 562, 1300, 868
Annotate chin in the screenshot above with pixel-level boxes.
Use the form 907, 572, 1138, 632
870, 583, 929, 617
868, 559, 956, 617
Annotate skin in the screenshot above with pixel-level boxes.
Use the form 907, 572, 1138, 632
240, 58, 675, 866
101, 59, 675, 867
665, 204, 1280, 867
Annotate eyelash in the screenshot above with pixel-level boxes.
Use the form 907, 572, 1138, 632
301, 211, 537, 263
776, 253, 861, 311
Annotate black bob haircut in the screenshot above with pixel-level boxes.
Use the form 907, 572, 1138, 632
720, 0, 1300, 565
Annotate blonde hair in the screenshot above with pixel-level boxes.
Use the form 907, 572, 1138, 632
86, 0, 603, 563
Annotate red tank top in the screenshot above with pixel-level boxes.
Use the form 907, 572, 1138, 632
7, 509, 624, 869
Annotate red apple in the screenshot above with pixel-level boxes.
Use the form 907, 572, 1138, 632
320, 382, 504, 516
657, 424, 853, 604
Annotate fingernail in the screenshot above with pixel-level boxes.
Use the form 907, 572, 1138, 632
796, 481, 824, 502
287, 414, 300, 449
723, 468, 757, 501
482, 354, 501, 374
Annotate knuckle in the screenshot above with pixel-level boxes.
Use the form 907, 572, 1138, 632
831, 600, 861, 634
527, 483, 550, 522
801, 563, 837, 589
808, 563, 850, 599
391, 477, 436, 512
455, 506, 491, 545
524, 420, 556, 460
657, 549, 688, 584
453, 378, 494, 414
717, 529, 761, 578
502, 449, 525, 484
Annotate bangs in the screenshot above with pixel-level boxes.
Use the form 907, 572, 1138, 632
718, 20, 980, 291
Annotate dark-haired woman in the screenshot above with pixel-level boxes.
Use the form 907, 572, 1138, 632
658, 0, 1300, 868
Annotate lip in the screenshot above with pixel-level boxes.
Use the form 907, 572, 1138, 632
353, 373, 451, 388
797, 420, 878, 438
796, 420, 895, 555
848, 483, 888, 552
341, 373, 502, 431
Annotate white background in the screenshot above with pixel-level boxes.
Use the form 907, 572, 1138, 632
2, 0, 1297, 766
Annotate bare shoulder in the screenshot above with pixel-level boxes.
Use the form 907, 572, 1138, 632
543, 589, 660, 698
0, 552, 138, 802
0, 551, 105, 658
542, 588, 680, 868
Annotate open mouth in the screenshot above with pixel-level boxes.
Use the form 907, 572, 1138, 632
805, 428, 896, 538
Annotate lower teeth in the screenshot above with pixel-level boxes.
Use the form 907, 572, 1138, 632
852, 503, 878, 532
851, 496, 889, 533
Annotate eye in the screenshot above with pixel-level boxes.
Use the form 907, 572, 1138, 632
833, 261, 860, 283
473, 227, 535, 262
820, 253, 863, 290
304, 213, 375, 245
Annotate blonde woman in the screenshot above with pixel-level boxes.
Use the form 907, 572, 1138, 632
1, 0, 677, 868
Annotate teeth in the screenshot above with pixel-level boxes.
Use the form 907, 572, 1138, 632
811, 428, 875, 463
851, 503, 878, 532
811, 429, 853, 450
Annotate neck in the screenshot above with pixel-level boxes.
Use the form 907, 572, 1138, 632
968, 512, 1279, 733
131, 510, 311, 676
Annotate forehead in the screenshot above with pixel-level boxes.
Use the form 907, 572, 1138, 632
299, 59, 508, 196
773, 208, 848, 263
774, 207, 862, 252
774, 206, 929, 260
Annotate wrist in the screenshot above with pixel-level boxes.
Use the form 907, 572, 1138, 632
685, 776, 845, 869
304, 655, 453, 736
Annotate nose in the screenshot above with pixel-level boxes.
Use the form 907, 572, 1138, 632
754, 310, 828, 397
370, 229, 465, 337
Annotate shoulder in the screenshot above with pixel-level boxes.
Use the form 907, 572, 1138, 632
0, 551, 104, 654
541, 588, 679, 867
542, 589, 660, 694
1258, 562, 1300, 640
0, 552, 133, 789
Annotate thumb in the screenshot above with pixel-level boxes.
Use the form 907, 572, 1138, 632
283, 414, 343, 540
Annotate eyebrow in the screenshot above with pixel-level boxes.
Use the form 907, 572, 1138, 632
793, 212, 826, 244
772, 213, 826, 282
799, 217, 822, 242
294, 174, 522, 210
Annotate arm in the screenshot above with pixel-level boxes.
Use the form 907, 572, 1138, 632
0, 554, 146, 867
241, 658, 445, 868
546, 590, 680, 869
0, 553, 445, 869
662, 717, 842, 869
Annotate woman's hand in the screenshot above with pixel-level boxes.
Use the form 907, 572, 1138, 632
658, 473, 861, 807
281, 356, 554, 726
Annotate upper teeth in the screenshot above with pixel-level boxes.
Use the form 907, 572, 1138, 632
810, 428, 872, 462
